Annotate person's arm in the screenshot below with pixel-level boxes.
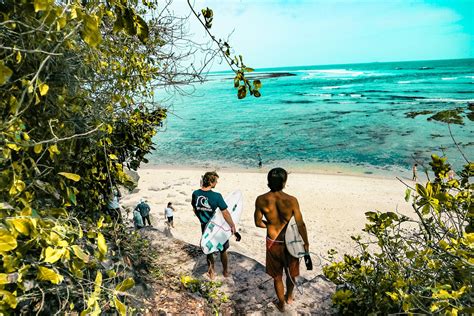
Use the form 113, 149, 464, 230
191, 193, 198, 216
221, 209, 236, 234
292, 198, 309, 253
254, 198, 268, 228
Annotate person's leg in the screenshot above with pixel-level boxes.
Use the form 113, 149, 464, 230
273, 276, 285, 312
146, 215, 151, 226
285, 274, 295, 304
220, 251, 229, 277
206, 254, 215, 279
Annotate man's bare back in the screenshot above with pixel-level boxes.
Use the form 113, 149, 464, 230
255, 191, 300, 240
254, 167, 309, 312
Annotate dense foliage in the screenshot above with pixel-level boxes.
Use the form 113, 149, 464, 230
324, 155, 473, 315
0, 0, 255, 313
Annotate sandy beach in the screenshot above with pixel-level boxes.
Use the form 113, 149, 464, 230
121, 166, 416, 278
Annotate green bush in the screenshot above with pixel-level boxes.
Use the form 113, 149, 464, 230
324, 155, 473, 315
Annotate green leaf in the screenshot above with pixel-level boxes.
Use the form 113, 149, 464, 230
58, 172, 81, 182
37, 266, 63, 284
81, 14, 102, 48
0, 290, 17, 309
237, 85, 246, 99
0, 229, 17, 251
44, 247, 65, 263
114, 296, 126, 316
34, 0, 52, 12
7, 218, 31, 236
71, 245, 90, 263
0, 62, 13, 85
115, 277, 135, 292
39, 83, 49, 96
97, 232, 107, 256
404, 188, 411, 202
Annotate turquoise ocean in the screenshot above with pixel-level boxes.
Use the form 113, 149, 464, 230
150, 59, 474, 175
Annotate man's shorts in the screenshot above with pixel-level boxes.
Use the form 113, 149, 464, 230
167, 216, 173, 223
201, 222, 229, 253
266, 238, 299, 279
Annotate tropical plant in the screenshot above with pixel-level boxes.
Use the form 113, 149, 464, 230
324, 155, 473, 315
0, 0, 254, 313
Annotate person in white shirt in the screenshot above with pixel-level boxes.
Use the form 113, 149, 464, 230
164, 202, 175, 228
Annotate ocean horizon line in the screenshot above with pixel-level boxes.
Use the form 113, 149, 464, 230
209, 57, 474, 74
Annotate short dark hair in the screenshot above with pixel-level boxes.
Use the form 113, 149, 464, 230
267, 168, 287, 192
202, 171, 219, 187
167, 202, 172, 206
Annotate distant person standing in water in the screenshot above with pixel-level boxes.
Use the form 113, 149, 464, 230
164, 202, 175, 228
412, 164, 418, 181
254, 167, 309, 312
191, 171, 236, 279
258, 153, 263, 168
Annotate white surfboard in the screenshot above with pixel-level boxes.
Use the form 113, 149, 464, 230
200, 190, 243, 254
285, 216, 306, 258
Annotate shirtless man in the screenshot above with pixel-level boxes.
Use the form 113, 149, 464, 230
254, 167, 309, 312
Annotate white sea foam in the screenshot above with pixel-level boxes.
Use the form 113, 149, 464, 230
416, 98, 474, 103
350, 94, 363, 98
322, 85, 343, 90
441, 77, 457, 80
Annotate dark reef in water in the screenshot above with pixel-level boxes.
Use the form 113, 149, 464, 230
405, 110, 433, 118
282, 99, 315, 104
225, 72, 296, 80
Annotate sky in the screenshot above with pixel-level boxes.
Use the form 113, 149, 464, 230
172, 0, 474, 69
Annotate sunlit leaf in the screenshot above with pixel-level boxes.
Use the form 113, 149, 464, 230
114, 296, 126, 316
37, 266, 63, 284
58, 172, 81, 182
0, 62, 13, 85
44, 247, 65, 263
81, 14, 102, 48
33, 0, 53, 12
115, 277, 135, 292
71, 245, 90, 263
39, 83, 49, 96
97, 232, 107, 256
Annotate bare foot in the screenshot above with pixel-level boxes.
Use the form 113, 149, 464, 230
207, 268, 215, 280
285, 294, 294, 305
223, 270, 230, 278
272, 300, 285, 312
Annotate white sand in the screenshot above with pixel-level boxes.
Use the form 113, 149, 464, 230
120, 166, 415, 276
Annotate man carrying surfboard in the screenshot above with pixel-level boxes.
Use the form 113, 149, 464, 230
192, 171, 236, 279
254, 167, 309, 312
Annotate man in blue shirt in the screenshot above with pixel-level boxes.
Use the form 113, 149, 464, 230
192, 171, 236, 279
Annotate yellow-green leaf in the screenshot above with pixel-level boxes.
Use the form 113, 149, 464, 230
115, 277, 135, 292
34, 143, 43, 154
0, 273, 18, 285
97, 232, 107, 256
114, 296, 126, 316
34, 0, 53, 12
44, 246, 65, 264
108, 154, 118, 160
58, 172, 81, 182
82, 14, 102, 48
0, 290, 17, 309
0, 229, 17, 251
71, 245, 90, 263
37, 266, 63, 284
39, 83, 49, 96
7, 218, 31, 236
0, 62, 13, 85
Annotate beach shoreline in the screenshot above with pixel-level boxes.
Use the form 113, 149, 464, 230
121, 165, 417, 278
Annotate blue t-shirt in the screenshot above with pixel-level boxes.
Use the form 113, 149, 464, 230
191, 189, 228, 225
